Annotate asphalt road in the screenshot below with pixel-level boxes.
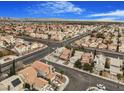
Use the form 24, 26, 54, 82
17, 36, 62, 47
45, 61, 124, 91
21, 47, 56, 65
62, 32, 91, 46
18, 32, 91, 47
70, 45, 124, 59
83, 47, 124, 59
20, 31, 124, 60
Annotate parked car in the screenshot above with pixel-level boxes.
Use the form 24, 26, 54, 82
97, 83, 106, 90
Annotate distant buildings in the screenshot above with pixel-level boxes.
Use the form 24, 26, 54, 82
0, 22, 97, 41
73, 25, 124, 53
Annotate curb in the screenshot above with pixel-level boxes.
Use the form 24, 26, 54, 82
44, 58, 124, 86
58, 75, 70, 91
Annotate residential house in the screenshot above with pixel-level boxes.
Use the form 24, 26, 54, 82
98, 43, 107, 49
110, 57, 123, 76
94, 54, 106, 72
119, 44, 124, 52
18, 66, 48, 91
60, 48, 71, 61
69, 51, 83, 64
108, 44, 117, 51
31, 61, 56, 81
81, 52, 94, 65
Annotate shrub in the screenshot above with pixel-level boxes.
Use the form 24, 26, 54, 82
74, 59, 82, 69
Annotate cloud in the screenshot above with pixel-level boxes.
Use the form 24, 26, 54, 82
27, 1, 85, 15
89, 10, 124, 17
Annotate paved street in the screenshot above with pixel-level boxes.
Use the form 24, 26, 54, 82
17, 36, 62, 47
61, 32, 91, 46
83, 47, 124, 59
44, 61, 124, 91
21, 47, 56, 65
70, 45, 124, 59
20, 31, 124, 60
17, 32, 91, 47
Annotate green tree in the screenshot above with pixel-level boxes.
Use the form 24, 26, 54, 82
71, 48, 75, 57
60, 70, 64, 80
65, 45, 71, 49
83, 63, 93, 72
24, 83, 30, 89
105, 58, 110, 69
122, 62, 124, 77
74, 59, 82, 69
48, 34, 51, 39
117, 74, 122, 81
7, 85, 10, 91
99, 71, 103, 76
48, 79, 51, 84
0, 52, 3, 57
75, 47, 84, 52
117, 73, 122, 88
61, 28, 64, 32
91, 62, 95, 68
96, 33, 105, 39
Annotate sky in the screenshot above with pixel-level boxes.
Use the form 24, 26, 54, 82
0, 1, 124, 21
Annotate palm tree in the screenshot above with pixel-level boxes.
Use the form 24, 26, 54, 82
7, 85, 10, 91
105, 58, 110, 69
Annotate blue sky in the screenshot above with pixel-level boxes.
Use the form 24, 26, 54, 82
0, 1, 124, 21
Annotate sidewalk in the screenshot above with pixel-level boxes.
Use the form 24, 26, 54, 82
44, 57, 124, 86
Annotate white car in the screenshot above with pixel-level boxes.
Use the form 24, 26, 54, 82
86, 87, 104, 91
97, 84, 106, 90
